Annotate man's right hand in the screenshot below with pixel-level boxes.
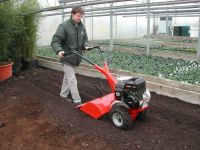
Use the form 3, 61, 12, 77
58, 51, 65, 58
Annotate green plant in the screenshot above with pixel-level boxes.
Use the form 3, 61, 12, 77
90, 39, 197, 53
36, 47, 200, 86
0, 1, 15, 63
0, 0, 39, 64
20, 0, 40, 60
7, 1, 24, 62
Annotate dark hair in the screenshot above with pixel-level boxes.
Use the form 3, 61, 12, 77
71, 6, 85, 15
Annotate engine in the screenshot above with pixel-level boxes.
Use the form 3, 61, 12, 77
115, 76, 151, 109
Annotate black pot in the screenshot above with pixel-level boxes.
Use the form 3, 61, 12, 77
22, 58, 36, 70
13, 56, 23, 75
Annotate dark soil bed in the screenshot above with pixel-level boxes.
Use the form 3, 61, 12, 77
0, 67, 200, 150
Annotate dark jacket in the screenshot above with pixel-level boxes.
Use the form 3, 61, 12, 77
51, 18, 88, 66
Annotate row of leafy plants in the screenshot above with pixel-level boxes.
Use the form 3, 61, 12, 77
0, 0, 39, 79
36, 47, 200, 86
90, 39, 197, 53
148, 35, 198, 43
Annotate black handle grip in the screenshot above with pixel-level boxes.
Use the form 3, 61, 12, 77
86, 46, 100, 51
88, 46, 105, 53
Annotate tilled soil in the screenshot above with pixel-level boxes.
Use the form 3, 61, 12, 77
0, 67, 200, 150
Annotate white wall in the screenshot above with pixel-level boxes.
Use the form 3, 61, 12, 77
37, 14, 61, 46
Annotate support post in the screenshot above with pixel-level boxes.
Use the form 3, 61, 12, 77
146, 0, 151, 56
174, 9, 177, 25
60, 1, 65, 23
82, 0, 86, 25
153, 13, 156, 35
197, 16, 200, 61
91, 15, 93, 40
166, 15, 169, 35
135, 12, 138, 37
110, 3, 113, 51
115, 16, 118, 39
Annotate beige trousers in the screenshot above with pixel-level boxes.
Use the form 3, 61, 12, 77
60, 64, 81, 103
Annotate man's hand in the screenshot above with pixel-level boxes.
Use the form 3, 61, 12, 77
58, 51, 65, 58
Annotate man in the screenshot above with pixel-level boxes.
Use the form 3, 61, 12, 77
51, 6, 89, 105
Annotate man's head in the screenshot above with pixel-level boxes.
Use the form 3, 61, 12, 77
71, 6, 85, 23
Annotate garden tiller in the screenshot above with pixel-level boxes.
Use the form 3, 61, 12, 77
65, 46, 151, 129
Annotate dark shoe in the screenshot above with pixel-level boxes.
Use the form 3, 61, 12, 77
74, 102, 83, 107
0, 122, 5, 128
61, 96, 72, 102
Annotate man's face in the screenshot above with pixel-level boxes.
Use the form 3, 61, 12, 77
71, 13, 83, 23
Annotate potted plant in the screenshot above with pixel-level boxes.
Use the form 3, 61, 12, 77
0, 2, 14, 81
20, 0, 40, 70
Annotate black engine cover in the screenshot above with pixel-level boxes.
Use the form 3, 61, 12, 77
115, 77, 146, 108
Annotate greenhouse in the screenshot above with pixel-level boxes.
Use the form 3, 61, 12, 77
0, 0, 200, 149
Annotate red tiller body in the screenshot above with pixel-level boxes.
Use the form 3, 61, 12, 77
78, 61, 149, 120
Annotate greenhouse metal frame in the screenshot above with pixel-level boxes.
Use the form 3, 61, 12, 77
23, 0, 200, 61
